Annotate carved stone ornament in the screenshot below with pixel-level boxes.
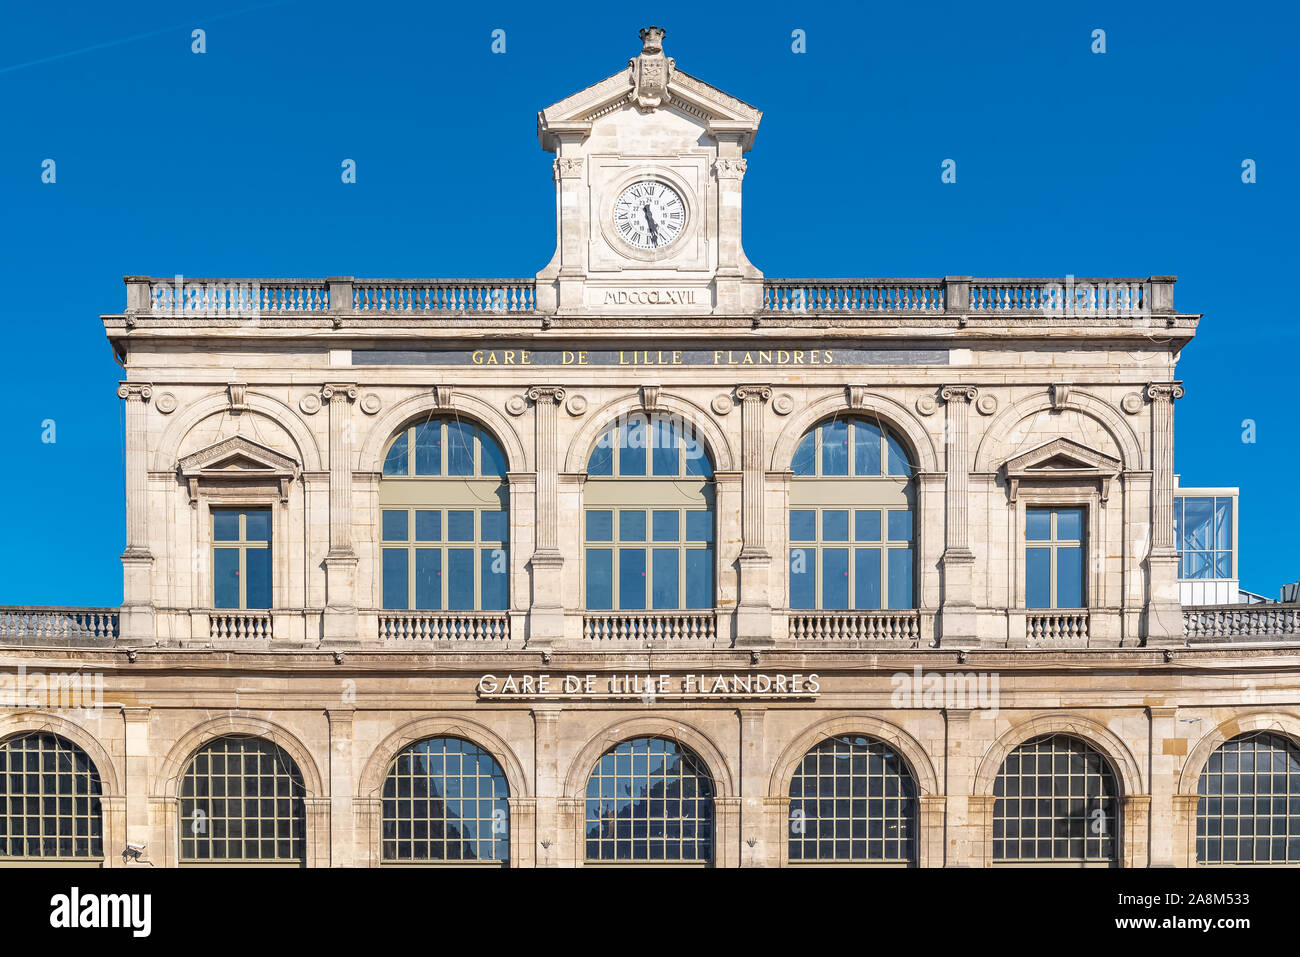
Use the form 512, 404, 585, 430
1049, 383, 1072, 411
359, 393, 382, 415
640, 384, 661, 411
299, 393, 322, 415
526, 385, 567, 405
321, 383, 358, 403
628, 25, 674, 112
847, 385, 871, 410
1001, 437, 1121, 507
711, 394, 734, 416
940, 385, 979, 403
177, 435, 301, 507
565, 393, 588, 416
117, 382, 153, 402
915, 394, 939, 417
771, 393, 795, 415
975, 394, 999, 416
227, 382, 248, 414
715, 158, 747, 181
1120, 392, 1144, 415
154, 392, 178, 414
1145, 382, 1186, 403
505, 395, 528, 416
554, 157, 584, 180
735, 385, 772, 403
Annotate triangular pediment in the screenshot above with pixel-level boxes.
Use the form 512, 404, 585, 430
1002, 438, 1121, 505
178, 436, 299, 476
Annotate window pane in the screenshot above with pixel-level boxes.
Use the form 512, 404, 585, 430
886, 434, 910, 476
479, 434, 506, 478
586, 549, 613, 609
1026, 510, 1052, 541
446, 421, 474, 476
1183, 498, 1213, 550
447, 549, 474, 610
382, 549, 409, 610
685, 550, 713, 608
652, 549, 679, 609
481, 548, 508, 610
856, 510, 882, 542
652, 511, 679, 542
1183, 551, 1213, 579
415, 549, 441, 609
790, 510, 815, 541
789, 548, 815, 610
447, 511, 473, 542
685, 511, 712, 543
852, 421, 882, 476
823, 510, 850, 542
855, 548, 882, 610
588, 428, 615, 476
213, 511, 240, 542
413, 422, 441, 475
1026, 547, 1051, 608
244, 510, 271, 541
481, 511, 508, 541
1056, 547, 1083, 607
620, 510, 646, 542
887, 548, 913, 610
791, 432, 815, 476
214, 548, 240, 608
887, 510, 913, 542
382, 510, 408, 542
683, 431, 711, 477
415, 510, 441, 542
821, 421, 849, 476
1215, 552, 1232, 578
652, 419, 679, 476
619, 549, 646, 610
245, 548, 271, 609
586, 510, 613, 542
1056, 509, 1083, 541
621, 418, 648, 476
1174, 498, 1183, 551
822, 548, 849, 610
383, 432, 409, 476
1215, 499, 1233, 551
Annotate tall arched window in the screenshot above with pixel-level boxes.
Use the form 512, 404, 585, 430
788, 417, 915, 610
992, 734, 1119, 866
0, 732, 104, 863
380, 418, 508, 612
1197, 731, 1300, 865
178, 735, 306, 865
584, 414, 714, 611
787, 735, 918, 865
584, 736, 715, 863
381, 737, 510, 866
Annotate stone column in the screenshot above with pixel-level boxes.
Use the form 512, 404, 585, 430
117, 382, 155, 643
738, 708, 767, 866
533, 707, 561, 866
321, 383, 360, 646
1147, 706, 1181, 866
734, 385, 773, 647
123, 707, 151, 861
938, 386, 978, 646
713, 153, 762, 313
527, 387, 566, 646
326, 709, 354, 866
552, 154, 587, 313
1145, 382, 1185, 644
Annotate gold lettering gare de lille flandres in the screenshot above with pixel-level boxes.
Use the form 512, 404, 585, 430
469, 349, 837, 366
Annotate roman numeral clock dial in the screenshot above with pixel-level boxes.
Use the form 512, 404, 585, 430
612, 181, 685, 251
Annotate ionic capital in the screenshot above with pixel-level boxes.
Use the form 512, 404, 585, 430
940, 385, 979, 403
117, 382, 153, 402
734, 385, 772, 403
1145, 382, 1186, 403
321, 383, 359, 403
527, 385, 567, 405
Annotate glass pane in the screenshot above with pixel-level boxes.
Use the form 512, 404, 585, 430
823, 510, 849, 542
586, 549, 612, 609
855, 548, 882, 610
446, 421, 474, 476
790, 511, 816, 541
213, 511, 240, 542
1026, 547, 1051, 609
1183, 551, 1213, 579
1215, 552, 1232, 578
479, 433, 506, 478
821, 420, 849, 476
791, 431, 815, 476
822, 548, 849, 610
447, 549, 474, 610
244, 510, 271, 541
447, 511, 474, 542
481, 548, 508, 610
852, 421, 882, 476
383, 432, 409, 476
481, 511, 508, 541
887, 548, 913, 610
620, 510, 646, 542
1215, 498, 1233, 551
652, 418, 679, 476
619, 549, 646, 610
587, 428, 615, 476
382, 549, 409, 610
886, 433, 910, 476
415, 549, 441, 609
652, 549, 679, 609
382, 510, 408, 542
855, 510, 881, 542
685, 550, 713, 608
1174, 498, 1183, 552
789, 548, 814, 609
586, 510, 613, 542
1056, 508, 1083, 541
415, 510, 441, 542
1056, 547, 1083, 607
1026, 510, 1052, 541
652, 511, 679, 542
685, 511, 712, 543
413, 422, 441, 475
621, 418, 648, 476
683, 431, 711, 477
214, 548, 240, 608
1183, 498, 1213, 550
887, 510, 913, 542
245, 548, 271, 608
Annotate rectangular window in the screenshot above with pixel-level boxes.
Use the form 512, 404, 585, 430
651, 549, 679, 609
685, 549, 713, 609
586, 549, 613, 609
447, 549, 474, 610
480, 548, 507, 610
415, 549, 441, 610
1025, 508, 1084, 609
585, 507, 712, 611
618, 548, 646, 610
788, 507, 914, 610
822, 548, 850, 610
1175, 495, 1234, 580
383, 549, 410, 610
211, 509, 272, 610
789, 547, 815, 610
381, 507, 505, 611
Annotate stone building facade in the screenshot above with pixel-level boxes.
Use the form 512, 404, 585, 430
2, 27, 1298, 868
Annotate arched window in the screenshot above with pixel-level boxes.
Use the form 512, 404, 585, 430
381, 737, 510, 865
178, 735, 306, 865
787, 735, 918, 865
379, 418, 508, 612
789, 417, 915, 610
584, 414, 715, 611
1197, 731, 1300, 865
584, 736, 715, 863
0, 732, 103, 863
992, 734, 1119, 866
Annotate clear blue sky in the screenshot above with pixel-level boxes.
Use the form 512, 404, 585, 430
1, 0, 1295, 604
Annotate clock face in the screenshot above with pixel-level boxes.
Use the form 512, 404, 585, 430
612, 181, 686, 251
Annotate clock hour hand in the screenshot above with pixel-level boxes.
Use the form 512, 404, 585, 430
642, 203, 659, 244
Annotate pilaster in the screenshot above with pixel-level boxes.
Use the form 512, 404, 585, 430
321, 383, 360, 646
117, 382, 155, 643
938, 386, 978, 646
326, 709, 354, 866
734, 385, 773, 647
527, 386, 566, 646
1144, 382, 1185, 645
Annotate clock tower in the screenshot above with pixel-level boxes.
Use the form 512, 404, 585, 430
536, 26, 764, 315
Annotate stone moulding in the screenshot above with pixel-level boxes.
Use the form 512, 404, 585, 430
177, 435, 301, 506
1002, 437, 1121, 505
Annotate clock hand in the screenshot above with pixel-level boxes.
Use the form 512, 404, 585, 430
642, 203, 659, 244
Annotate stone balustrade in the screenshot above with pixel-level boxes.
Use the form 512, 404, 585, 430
1184, 603, 1300, 641
209, 611, 273, 641
378, 612, 511, 642
1026, 611, 1091, 644
788, 610, 921, 643
583, 611, 717, 643
0, 607, 119, 640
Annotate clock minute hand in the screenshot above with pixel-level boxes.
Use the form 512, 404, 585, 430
642, 203, 658, 244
